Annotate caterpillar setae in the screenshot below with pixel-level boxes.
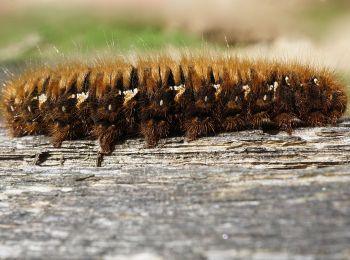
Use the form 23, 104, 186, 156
1, 55, 348, 154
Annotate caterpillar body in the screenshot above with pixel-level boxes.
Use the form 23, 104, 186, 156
1, 55, 347, 154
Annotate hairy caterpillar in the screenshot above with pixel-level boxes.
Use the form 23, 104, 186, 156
1, 55, 347, 154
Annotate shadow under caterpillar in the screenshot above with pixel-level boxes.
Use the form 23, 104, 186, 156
1, 55, 347, 154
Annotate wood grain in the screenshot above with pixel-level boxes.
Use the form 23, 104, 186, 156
0, 122, 350, 259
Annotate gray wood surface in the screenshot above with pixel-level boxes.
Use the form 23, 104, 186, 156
1, 122, 350, 260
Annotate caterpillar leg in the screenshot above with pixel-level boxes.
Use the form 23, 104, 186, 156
11, 120, 43, 137
50, 123, 73, 148
328, 111, 343, 126
10, 122, 27, 137
273, 113, 302, 134
140, 119, 170, 148
184, 117, 216, 141
306, 111, 327, 127
25, 122, 43, 135
50, 120, 89, 147
222, 115, 246, 132
251, 112, 271, 129
93, 124, 124, 154
77, 104, 94, 139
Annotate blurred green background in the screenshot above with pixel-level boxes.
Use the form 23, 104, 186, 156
0, 0, 350, 95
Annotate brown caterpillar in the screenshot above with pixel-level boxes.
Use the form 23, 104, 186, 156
1, 55, 347, 154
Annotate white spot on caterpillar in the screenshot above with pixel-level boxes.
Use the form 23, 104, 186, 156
269, 85, 274, 91
71, 94, 76, 99
118, 90, 122, 95
108, 104, 112, 111
242, 85, 251, 99
273, 81, 279, 100
285, 76, 289, 82
175, 85, 186, 102
174, 84, 185, 91
160, 99, 164, 106
124, 89, 137, 104
204, 96, 208, 102
314, 78, 319, 85
133, 88, 138, 94
61, 106, 66, 112
38, 94, 47, 106
214, 84, 222, 98
77, 92, 89, 105
10, 105, 15, 112
263, 95, 267, 101
27, 106, 31, 112
235, 96, 239, 102
32, 96, 38, 100
124, 89, 136, 96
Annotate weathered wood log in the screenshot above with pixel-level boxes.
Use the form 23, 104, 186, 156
0, 122, 350, 259
1, 121, 350, 169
